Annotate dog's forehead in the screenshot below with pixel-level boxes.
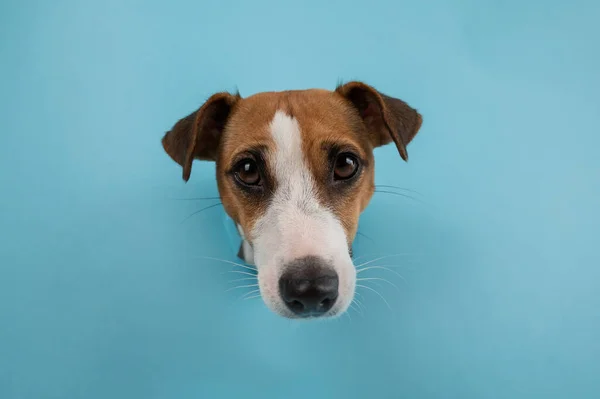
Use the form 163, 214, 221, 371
222, 89, 367, 152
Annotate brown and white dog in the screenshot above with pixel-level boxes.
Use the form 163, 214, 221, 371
162, 81, 422, 319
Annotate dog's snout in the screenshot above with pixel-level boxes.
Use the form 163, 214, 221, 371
278, 256, 339, 317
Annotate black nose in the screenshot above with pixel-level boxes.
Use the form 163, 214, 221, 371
279, 256, 339, 317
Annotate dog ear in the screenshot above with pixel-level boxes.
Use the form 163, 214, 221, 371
162, 92, 240, 181
336, 81, 422, 161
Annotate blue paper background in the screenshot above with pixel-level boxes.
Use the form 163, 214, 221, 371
1, 0, 599, 398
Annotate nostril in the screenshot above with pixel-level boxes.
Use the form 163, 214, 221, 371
288, 300, 305, 313
319, 298, 332, 310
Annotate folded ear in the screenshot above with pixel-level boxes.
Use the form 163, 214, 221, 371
336, 81, 422, 161
162, 92, 240, 181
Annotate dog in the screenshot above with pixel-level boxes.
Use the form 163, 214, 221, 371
162, 81, 422, 319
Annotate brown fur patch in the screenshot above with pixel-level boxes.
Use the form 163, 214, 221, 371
215, 90, 377, 244
163, 82, 422, 248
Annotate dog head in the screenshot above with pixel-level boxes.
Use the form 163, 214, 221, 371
162, 81, 422, 319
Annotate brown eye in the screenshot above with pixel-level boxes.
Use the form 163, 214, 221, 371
234, 159, 261, 186
334, 153, 360, 180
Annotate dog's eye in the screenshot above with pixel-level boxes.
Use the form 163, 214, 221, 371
334, 153, 360, 180
234, 159, 261, 186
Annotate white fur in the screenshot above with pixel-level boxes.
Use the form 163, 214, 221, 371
237, 223, 254, 264
249, 110, 356, 318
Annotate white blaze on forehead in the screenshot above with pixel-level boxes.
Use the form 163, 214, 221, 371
269, 110, 320, 214
250, 110, 355, 317
253, 110, 347, 261
270, 111, 308, 190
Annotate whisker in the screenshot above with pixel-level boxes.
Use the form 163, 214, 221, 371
353, 252, 419, 263
223, 270, 258, 277
345, 310, 353, 322
375, 185, 423, 196
356, 231, 377, 245
357, 277, 401, 291
374, 190, 427, 205
197, 256, 257, 273
225, 283, 259, 293
228, 277, 258, 284
352, 254, 367, 263
353, 297, 366, 311
356, 266, 408, 282
357, 284, 392, 310
366, 281, 385, 289
180, 203, 223, 223
355, 254, 413, 268
241, 289, 260, 298
171, 196, 222, 201
349, 302, 362, 316
357, 262, 422, 272
243, 294, 263, 301
350, 300, 364, 316
357, 261, 422, 268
